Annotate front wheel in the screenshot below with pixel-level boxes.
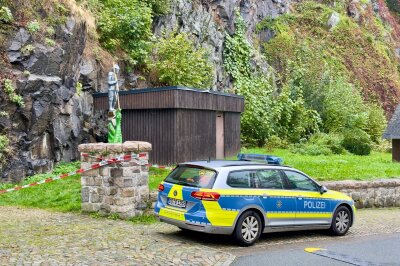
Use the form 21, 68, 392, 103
233, 210, 262, 246
330, 206, 351, 236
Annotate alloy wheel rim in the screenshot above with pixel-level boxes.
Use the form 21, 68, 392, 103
335, 210, 349, 232
241, 216, 259, 242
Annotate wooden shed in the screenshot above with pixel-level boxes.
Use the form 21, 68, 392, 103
93, 86, 245, 165
383, 104, 400, 162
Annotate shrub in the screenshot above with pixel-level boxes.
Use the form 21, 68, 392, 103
0, 6, 13, 23
2, 78, 25, 107
0, 134, 9, 168
342, 129, 372, 156
365, 104, 387, 143
290, 143, 333, 156
225, 12, 320, 146
150, 31, 214, 88
46, 26, 55, 36
97, 0, 152, 65
27, 20, 40, 33
289, 133, 345, 156
21, 44, 35, 56
45, 38, 55, 47
265, 135, 289, 151
145, 0, 171, 15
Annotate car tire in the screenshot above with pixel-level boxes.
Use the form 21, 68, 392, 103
330, 206, 351, 236
234, 210, 262, 246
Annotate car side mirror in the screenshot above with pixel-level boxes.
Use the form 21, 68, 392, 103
320, 185, 328, 194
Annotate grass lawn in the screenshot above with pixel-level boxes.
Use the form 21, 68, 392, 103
0, 149, 399, 212
240, 148, 400, 181
0, 162, 81, 212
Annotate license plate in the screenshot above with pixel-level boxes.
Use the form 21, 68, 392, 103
167, 198, 187, 209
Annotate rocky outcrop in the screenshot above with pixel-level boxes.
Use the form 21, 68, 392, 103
0, 17, 108, 182
153, 0, 290, 90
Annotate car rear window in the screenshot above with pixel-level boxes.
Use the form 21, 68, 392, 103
164, 166, 217, 188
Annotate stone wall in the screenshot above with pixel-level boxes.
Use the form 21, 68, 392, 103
322, 179, 400, 209
78, 141, 151, 219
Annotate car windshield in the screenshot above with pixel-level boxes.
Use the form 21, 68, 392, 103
164, 166, 217, 189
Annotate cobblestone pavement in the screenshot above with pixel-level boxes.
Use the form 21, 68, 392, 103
0, 207, 399, 265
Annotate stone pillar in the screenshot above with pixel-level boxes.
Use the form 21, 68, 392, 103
78, 141, 152, 219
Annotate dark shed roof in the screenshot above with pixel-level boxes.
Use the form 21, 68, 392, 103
93, 86, 244, 113
383, 104, 400, 139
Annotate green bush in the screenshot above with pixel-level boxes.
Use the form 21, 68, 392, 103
0, 6, 13, 23
150, 31, 214, 88
97, 0, 152, 65
2, 79, 25, 107
27, 20, 40, 33
365, 104, 387, 143
342, 129, 372, 156
145, 0, 171, 15
290, 133, 345, 156
0, 134, 9, 169
45, 38, 55, 47
225, 12, 320, 146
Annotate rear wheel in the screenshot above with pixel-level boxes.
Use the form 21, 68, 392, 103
330, 206, 351, 236
234, 210, 262, 246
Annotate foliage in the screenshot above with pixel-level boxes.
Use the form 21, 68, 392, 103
97, 0, 153, 65
26, 20, 40, 33
45, 26, 55, 36
260, 1, 390, 146
0, 6, 13, 23
386, 0, 400, 14
265, 135, 289, 151
342, 129, 372, 156
150, 31, 214, 88
45, 38, 55, 46
20, 44, 34, 56
290, 133, 346, 156
365, 104, 387, 143
224, 12, 319, 146
239, 147, 400, 181
2, 79, 24, 107
145, 0, 171, 15
0, 135, 9, 168
76, 82, 83, 96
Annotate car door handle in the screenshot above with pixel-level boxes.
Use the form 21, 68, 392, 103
297, 197, 303, 200
262, 194, 269, 199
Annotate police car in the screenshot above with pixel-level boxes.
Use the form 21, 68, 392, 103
154, 160, 355, 246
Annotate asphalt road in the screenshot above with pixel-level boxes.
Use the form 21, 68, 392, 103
232, 233, 400, 266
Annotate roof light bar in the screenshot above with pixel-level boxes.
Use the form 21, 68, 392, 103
237, 153, 283, 165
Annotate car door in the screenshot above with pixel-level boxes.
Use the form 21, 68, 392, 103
283, 170, 331, 226
255, 169, 297, 227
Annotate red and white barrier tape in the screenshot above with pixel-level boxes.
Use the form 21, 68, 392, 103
81, 153, 175, 170
0, 154, 132, 195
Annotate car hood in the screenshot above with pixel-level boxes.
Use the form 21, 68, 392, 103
325, 189, 353, 202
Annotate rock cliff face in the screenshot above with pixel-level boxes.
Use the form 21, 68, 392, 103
153, 0, 290, 90
1, 17, 109, 182
0, 0, 291, 182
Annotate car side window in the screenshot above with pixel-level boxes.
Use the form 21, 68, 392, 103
255, 170, 284, 189
284, 171, 319, 191
227, 171, 252, 188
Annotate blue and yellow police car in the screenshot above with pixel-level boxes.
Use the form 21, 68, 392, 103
154, 160, 355, 246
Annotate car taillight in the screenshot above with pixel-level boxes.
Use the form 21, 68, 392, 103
191, 191, 220, 201
158, 184, 164, 192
